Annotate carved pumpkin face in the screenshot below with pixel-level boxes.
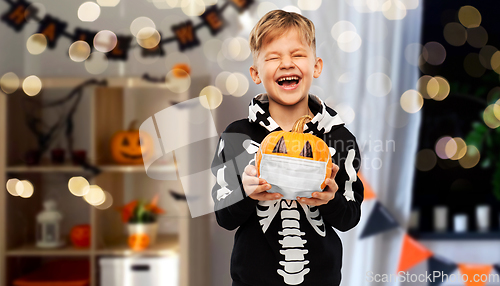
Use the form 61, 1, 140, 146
128, 233, 150, 251
70, 224, 90, 248
256, 115, 332, 189
111, 121, 153, 164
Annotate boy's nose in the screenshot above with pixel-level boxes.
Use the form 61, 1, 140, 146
279, 57, 295, 69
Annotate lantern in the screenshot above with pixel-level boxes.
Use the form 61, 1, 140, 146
36, 200, 64, 248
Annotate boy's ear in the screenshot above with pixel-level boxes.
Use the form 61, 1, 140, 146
313, 57, 323, 78
249, 65, 261, 84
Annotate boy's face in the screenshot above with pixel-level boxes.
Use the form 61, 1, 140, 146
249, 28, 323, 107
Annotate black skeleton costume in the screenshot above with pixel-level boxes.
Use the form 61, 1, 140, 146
211, 94, 364, 286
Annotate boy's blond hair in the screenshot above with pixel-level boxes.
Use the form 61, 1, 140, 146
249, 10, 316, 62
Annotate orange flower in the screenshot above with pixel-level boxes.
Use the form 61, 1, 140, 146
120, 200, 138, 223
145, 194, 165, 215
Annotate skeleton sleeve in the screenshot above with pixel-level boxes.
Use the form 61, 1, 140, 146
211, 131, 258, 231
319, 128, 364, 232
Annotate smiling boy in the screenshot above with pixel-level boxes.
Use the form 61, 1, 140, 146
211, 10, 364, 286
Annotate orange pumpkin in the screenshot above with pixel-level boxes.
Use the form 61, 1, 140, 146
111, 120, 153, 164
70, 224, 90, 248
171, 63, 190, 78
128, 233, 150, 251
256, 115, 332, 189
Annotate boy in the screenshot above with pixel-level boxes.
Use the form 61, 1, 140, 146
211, 10, 364, 286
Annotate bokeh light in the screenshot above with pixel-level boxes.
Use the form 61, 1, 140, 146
417, 75, 433, 99
405, 43, 423, 66
22, 75, 42, 96
459, 145, 480, 169
443, 23, 467, 46
337, 31, 362, 53
83, 185, 105, 206
483, 104, 500, 129
257, 2, 279, 19
487, 87, 500, 104
450, 137, 467, 160
367, 0, 386, 12
382, 0, 407, 21
26, 34, 47, 55
6, 178, 20, 196
137, 28, 161, 49
130, 17, 155, 38
491, 51, 500, 74
166, 69, 191, 93
69, 41, 91, 62
331, 21, 357, 41
282, 5, 301, 14
181, 0, 205, 16
458, 5, 481, 28
85, 52, 108, 74
400, 89, 423, 113
226, 72, 249, 97
78, 2, 101, 22
464, 53, 486, 78
416, 149, 437, 171
165, 52, 191, 72
435, 136, 454, 159
215, 71, 231, 94
17, 180, 34, 198
203, 39, 222, 63
338, 72, 353, 83
427, 76, 450, 101
366, 72, 392, 97
94, 191, 113, 210
97, 0, 120, 7
0, 72, 20, 94
298, 0, 322, 11
479, 45, 498, 70
466, 26, 488, 48
422, 42, 446, 65
223, 37, 251, 61
68, 176, 90, 197
199, 85, 223, 110
400, 0, 419, 10
334, 103, 355, 125
94, 30, 117, 53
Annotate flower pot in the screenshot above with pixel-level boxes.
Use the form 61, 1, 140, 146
127, 222, 158, 245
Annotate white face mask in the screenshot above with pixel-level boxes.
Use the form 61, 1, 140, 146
259, 153, 328, 200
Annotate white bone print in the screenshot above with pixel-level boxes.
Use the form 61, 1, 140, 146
277, 200, 310, 285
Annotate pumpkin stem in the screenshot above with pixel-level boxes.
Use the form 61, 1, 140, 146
128, 120, 138, 131
291, 115, 313, 133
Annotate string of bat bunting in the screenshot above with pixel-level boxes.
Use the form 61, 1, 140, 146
359, 173, 500, 286
0, 0, 254, 60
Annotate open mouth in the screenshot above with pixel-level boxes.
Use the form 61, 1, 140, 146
276, 76, 301, 89
121, 152, 143, 160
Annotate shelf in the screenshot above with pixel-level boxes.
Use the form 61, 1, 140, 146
96, 234, 178, 256
6, 164, 176, 174
409, 230, 500, 240
6, 244, 91, 257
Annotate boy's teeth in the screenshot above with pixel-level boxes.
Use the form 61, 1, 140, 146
278, 76, 299, 82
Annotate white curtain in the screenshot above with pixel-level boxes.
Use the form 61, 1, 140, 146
211, 1, 423, 285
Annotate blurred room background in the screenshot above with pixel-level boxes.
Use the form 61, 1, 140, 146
1, 0, 500, 285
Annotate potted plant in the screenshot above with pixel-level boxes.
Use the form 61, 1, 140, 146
119, 194, 165, 250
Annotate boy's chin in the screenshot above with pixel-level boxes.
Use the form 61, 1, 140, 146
268, 94, 309, 106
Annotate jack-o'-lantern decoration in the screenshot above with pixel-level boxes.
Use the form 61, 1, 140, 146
111, 120, 153, 164
128, 233, 150, 251
70, 224, 90, 248
256, 115, 332, 189
171, 63, 190, 78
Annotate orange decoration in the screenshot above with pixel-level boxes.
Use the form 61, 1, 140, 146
110, 120, 153, 164
459, 264, 493, 286
70, 224, 91, 248
172, 63, 191, 78
256, 115, 332, 189
397, 234, 433, 272
358, 172, 376, 200
128, 233, 150, 251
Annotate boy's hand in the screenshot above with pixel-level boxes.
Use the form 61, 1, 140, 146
242, 165, 283, 201
297, 163, 340, 206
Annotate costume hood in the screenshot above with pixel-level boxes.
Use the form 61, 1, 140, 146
248, 93, 345, 134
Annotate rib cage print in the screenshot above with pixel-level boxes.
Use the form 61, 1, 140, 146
257, 199, 327, 285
